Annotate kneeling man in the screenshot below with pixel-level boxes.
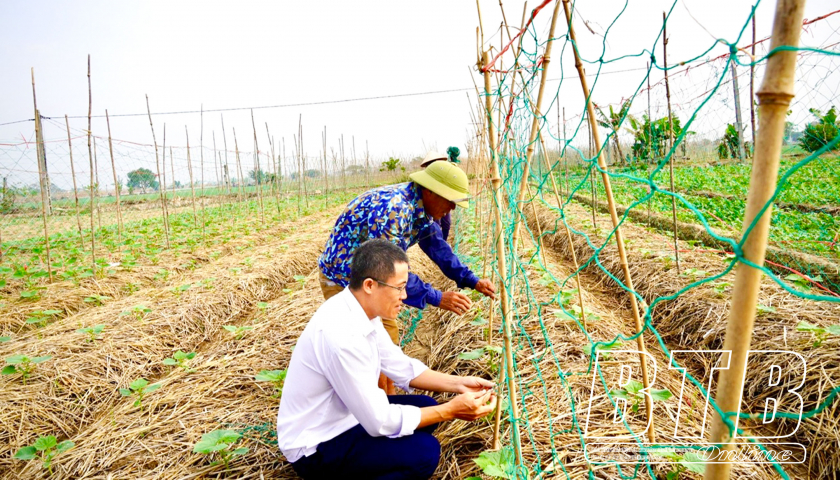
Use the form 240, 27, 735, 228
277, 239, 496, 479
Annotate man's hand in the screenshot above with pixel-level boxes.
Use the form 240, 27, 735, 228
438, 291, 472, 315
444, 390, 497, 421
454, 376, 495, 394
473, 278, 496, 299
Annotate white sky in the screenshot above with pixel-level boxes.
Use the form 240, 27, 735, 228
0, 0, 837, 187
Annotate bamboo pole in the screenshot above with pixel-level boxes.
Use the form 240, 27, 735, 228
663, 12, 681, 273
221, 115, 234, 199
105, 110, 123, 243
250, 110, 266, 226
93, 137, 102, 231
33, 109, 53, 281
233, 128, 247, 217
562, 0, 655, 442
750, 12, 757, 152
200, 105, 206, 241
87, 56, 96, 268
145, 95, 170, 249
31, 69, 51, 217
731, 58, 747, 162
588, 111, 597, 228
323, 127, 329, 208
266, 124, 282, 214
65, 115, 84, 249
646, 62, 653, 226
185, 126, 199, 230
705, 1, 806, 477
480, 47, 523, 466
300, 116, 309, 206
161, 126, 172, 239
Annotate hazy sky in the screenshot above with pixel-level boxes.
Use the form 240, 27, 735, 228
1, 0, 837, 187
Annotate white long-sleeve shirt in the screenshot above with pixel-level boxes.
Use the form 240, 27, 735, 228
276, 288, 429, 463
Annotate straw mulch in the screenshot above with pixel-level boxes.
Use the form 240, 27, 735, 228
1, 217, 333, 478
0, 207, 343, 333
527, 199, 839, 479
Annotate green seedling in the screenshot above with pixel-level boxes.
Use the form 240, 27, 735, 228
0, 336, 11, 343
661, 450, 706, 479
13, 435, 75, 475
2, 354, 52, 383
154, 268, 170, 281
796, 321, 840, 347
457, 345, 503, 373
200, 277, 216, 289
680, 268, 707, 279
120, 305, 152, 321
83, 294, 111, 306
193, 429, 249, 470
19, 289, 43, 300
282, 288, 293, 295
224, 325, 253, 340
611, 379, 672, 413
784, 273, 822, 292
254, 369, 287, 397
583, 338, 624, 360
119, 378, 161, 409
163, 350, 197, 372
471, 448, 514, 479
712, 282, 731, 297
76, 324, 105, 343
171, 283, 192, 295
756, 304, 776, 316
556, 289, 578, 308
24, 309, 62, 328
293, 274, 306, 287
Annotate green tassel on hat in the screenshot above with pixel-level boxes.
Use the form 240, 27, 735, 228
446, 146, 460, 163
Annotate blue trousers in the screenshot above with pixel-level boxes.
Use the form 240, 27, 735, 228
291, 395, 441, 480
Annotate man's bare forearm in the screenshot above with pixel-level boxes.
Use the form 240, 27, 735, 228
409, 369, 460, 393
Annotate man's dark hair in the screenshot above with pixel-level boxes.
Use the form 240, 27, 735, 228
349, 239, 409, 290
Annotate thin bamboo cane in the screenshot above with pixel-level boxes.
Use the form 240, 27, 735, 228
322, 127, 328, 208
161, 126, 172, 240
105, 110, 123, 243
33, 109, 53, 281
705, 1, 805, 477
509, 0, 561, 249
731, 58, 747, 162
65, 115, 84, 249
750, 12, 757, 151
93, 137, 102, 232
31, 69, 51, 217
200, 105, 206, 242
646, 62, 653, 226
663, 13, 681, 273
294, 134, 302, 216
145, 95, 170, 249
233, 127, 247, 218
87, 57, 96, 268
562, 0, 655, 442
185, 126, 199, 230
221, 116, 234, 199
480, 47, 523, 466
266, 124, 282, 214
250, 110, 266, 226
588, 111, 597, 228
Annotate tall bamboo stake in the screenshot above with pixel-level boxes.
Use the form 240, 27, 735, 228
663, 12, 681, 273
65, 115, 84, 248
185, 126, 199, 230
250, 110, 266, 226
562, 0, 655, 442
87, 56, 96, 267
266, 124, 282, 214
233, 128, 247, 217
93, 137, 102, 231
647, 62, 653, 226
161, 126, 172, 239
588, 111, 597, 228
33, 109, 53, 281
145, 95, 170, 249
200, 105, 206, 241
750, 12, 757, 151
731, 58, 747, 162
705, 2, 806, 477
480, 46, 523, 466
105, 110, 123, 243
221, 116, 234, 199
323, 127, 329, 208
31, 69, 51, 217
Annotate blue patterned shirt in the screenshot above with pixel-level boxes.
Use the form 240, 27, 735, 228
318, 182, 479, 309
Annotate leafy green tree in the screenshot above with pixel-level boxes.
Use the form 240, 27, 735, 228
126, 168, 159, 193
380, 157, 404, 172
595, 100, 632, 164
799, 106, 839, 153
627, 115, 689, 162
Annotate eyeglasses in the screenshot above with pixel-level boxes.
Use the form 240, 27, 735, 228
370, 278, 407, 293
